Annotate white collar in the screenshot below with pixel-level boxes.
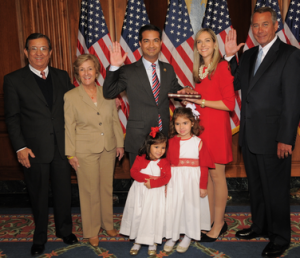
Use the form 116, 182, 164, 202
29, 64, 49, 78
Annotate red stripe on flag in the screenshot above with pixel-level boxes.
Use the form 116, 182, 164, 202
161, 42, 192, 86
186, 37, 194, 49
229, 110, 240, 127
176, 44, 193, 73
245, 36, 255, 49
219, 30, 227, 43
133, 49, 142, 61
77, 40, 84, 55
88, 46, 107, 79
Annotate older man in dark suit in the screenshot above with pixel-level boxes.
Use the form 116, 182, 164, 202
3, 33, 78, 256
225, 7, 300, 257
103, 24, 192, 167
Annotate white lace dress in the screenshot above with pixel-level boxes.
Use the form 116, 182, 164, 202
165, 135, 210, 241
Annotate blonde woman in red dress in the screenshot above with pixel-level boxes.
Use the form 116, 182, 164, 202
186, 28, 235, 242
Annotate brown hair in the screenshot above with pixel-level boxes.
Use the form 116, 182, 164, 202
73, 54, 100, 83
193, 28, 222, 83
169, 107, 203, 138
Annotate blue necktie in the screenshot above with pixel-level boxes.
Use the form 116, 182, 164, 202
254, 48, 263, 75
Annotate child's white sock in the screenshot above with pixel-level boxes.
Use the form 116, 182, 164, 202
178, 235, 191, 248
165, 239, 176, 247
132, 243, 141, 250
148, 244, 156, 250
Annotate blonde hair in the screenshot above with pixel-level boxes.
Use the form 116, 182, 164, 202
73, 54, 100, 83
193, 28, 222, 83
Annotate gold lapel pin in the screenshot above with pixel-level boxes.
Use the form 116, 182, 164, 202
164, 68, 167, 72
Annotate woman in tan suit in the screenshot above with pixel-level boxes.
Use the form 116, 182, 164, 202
64, 54, 124, 247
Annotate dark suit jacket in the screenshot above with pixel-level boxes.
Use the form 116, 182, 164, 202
230, 38, 300, 154
4, 65, 74, 163
103, 58, 182, 153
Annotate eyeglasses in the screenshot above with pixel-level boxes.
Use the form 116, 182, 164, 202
28, 46, 49, 53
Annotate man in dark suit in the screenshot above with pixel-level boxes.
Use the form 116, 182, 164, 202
3, 33, 78, 256
225, 7, 300, 257
103, 24, 191, 167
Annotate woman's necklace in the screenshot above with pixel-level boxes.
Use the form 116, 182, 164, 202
199, 63, 211, 80
85, 86, 97, 99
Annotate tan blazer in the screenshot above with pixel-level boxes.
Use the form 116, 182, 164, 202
64, 84, 124, 156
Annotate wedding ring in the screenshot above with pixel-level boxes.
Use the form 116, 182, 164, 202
285, 152, 289, 156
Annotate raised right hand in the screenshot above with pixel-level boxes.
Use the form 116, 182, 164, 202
17, 148, 35, 168
68, 156, 80, 171
225, 29, 245, 57
109, 42, 128, 67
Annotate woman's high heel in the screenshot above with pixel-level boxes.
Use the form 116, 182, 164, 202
200, 221, 228, 242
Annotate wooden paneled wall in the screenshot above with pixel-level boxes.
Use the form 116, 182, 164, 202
0, 0, 299, 182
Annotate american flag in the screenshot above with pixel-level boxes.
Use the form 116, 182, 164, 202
283, 0, 300, 134
284, 0, 300, 48
118, 0, 150, 131
243, 0, 287, 51
77, 0, 127, 133
160, 0, 195, 115
202, 0, 241, 134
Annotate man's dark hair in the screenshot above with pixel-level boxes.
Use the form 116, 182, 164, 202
138, 24, 162, 42
25, 33, 52, 51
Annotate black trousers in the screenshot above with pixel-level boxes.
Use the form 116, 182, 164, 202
24, 145, 72, 245
242, 144, 291, 245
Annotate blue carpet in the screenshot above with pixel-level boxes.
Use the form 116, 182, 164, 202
0, 206, 299, 257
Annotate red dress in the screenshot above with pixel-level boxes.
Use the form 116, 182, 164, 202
195, 61, 235, 164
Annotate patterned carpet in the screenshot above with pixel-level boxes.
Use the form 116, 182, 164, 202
0, 210, 300, 257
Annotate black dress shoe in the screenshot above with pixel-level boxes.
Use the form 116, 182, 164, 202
200, 222, 228, 242
31, 244, 45, 256
235, 227, 267, 240
62, 233, 78, 245
262, 242, 289, 257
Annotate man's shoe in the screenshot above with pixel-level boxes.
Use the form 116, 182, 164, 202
62, 233, 78, 245
31, 244, 45, 256
262, 242, 289, 257
235, 227, 266, 240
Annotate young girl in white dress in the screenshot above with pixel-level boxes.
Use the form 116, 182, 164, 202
119, 127, 171, 256
164, 106, 215, 253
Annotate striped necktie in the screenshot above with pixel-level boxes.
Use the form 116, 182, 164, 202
151, 64, 162, 131
40, 71, 46, 79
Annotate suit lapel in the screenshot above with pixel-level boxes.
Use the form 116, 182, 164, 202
78, 84, 99, 112
49, 67, 58, 106
22, 66, 48, 106
135, 59, 156, 103
96, 86, 104, 109
248, 38, 280, 94
158, 61, 168, 106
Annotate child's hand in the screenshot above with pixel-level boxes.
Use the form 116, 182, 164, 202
200, 189, 207, 198
144, 178, 151, 189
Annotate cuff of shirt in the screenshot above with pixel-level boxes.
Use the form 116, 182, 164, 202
224, 55, 235, 62
109, 65, 120, 72
17, 147, 26, 153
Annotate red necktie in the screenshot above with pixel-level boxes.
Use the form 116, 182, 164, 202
151, 64, 162, 131
40, 71, 46, 79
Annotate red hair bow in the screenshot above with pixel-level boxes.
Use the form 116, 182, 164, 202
149, 127, 159, 138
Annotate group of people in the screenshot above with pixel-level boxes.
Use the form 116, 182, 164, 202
3, 6, 300, 258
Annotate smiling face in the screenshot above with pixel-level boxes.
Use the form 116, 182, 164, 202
174, 115, 193, 139
24, 38, 52, 71
196, 31, 216, 65
251, 11, 278, 47
149, 141, 167, 160
139, 30, 162, 63
78, 60, 97, 87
